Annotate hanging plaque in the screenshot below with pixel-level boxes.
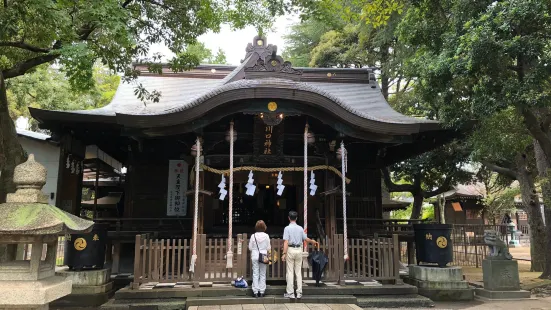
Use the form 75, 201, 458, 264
253, 117, 284, 159
167, 160, 189, 216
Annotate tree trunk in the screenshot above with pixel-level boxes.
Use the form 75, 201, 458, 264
410, 193, 424, 220
0, 70, 27, 203
438, 194, 446, 224
534, 141, 551, 278
516, 153, 547, 272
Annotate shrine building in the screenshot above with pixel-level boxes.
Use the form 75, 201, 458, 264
29, 36, 454, 281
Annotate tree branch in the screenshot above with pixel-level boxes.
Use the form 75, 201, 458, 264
518, 106, 551, 162
381, 167, 416, 193
423, 175, 453, 198
541, 111, 551, 132
2, 53, 60, 79
481, 161, 517, 179
122, 0, 133, 7
0, 41, 50, 53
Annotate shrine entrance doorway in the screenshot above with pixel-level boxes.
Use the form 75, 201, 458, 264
213, 182, 298, 234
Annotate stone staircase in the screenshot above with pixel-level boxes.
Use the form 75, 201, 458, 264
99, 283, 435, 309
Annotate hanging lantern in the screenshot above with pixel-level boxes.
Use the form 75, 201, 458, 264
225, 128, 237, 142
191, 143, 203, 157
307, 132, 315, 144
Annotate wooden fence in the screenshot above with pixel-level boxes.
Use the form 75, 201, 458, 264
132, 234, 401, 288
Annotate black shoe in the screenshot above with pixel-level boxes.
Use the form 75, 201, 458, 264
260, 293, 265, 297
255, 292, 260, 298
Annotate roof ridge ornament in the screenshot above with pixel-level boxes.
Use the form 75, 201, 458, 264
242, 35, 277, 63
243, 36, 303, 81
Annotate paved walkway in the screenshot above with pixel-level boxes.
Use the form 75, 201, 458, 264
188, 305, 363, 310
431, 298, 551, 310
187, 298, 551, 310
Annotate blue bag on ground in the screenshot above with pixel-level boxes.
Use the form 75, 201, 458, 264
234, 277, 248, 288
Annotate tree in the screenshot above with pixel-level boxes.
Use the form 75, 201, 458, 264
282, 19, 335, 67
212, 48, 228, 65
469, 108, 546, 272
285, 0, 469, 219
0, 0, 293, 202
184, 42, 229, 64
476, 168, 519, 224
7, 64, 120, 129
383, 140, 472, 219
397, 0, 551, 275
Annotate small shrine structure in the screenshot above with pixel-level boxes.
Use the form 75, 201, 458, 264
0, 154, 94, 310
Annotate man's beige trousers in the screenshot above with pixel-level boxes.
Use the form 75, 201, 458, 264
286, 247, 303, 295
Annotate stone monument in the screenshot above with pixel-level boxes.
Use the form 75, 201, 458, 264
0, 154, 94, 310
475, 230, 530, 300
407, 265, 474, 301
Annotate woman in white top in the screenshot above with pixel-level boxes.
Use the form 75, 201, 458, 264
248, 220, 271, 297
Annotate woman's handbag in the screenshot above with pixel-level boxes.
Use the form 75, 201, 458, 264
254, 234, 270, 264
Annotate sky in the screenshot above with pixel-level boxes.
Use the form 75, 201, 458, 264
149, 15, 300, 65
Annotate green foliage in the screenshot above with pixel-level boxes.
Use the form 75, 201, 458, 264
212, 48, 229, 65
6, 64, 119, 127
389, 140, 473, 193
391, 204, 435, 220
470, 108, 532, 166
283, 19, 334, 67
0, 0, 292, 96
484, 186, 520, 223
182, 42, 229, 64
397, 0, 551, 128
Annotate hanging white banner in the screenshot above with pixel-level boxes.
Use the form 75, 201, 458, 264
167, 160, 189, 216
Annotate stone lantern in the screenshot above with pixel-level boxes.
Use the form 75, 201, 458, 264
0, 154, 94, 310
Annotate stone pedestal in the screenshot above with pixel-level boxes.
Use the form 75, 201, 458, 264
508, 239, 521, 248
406, 266, 474, 301
51, 268, 114, 308
0, 276, 72, 310
475, 259, 530, 300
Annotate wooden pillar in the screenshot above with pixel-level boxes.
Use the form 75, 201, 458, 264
203, 172, 213, 234
198, 171, 205, 234
407, 241, 415, 265
325, 173, 337, 237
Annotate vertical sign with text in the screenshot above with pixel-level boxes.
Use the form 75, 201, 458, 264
253, 117, 284, 159
167, 160, 189, 216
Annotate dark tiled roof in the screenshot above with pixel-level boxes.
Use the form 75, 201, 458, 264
30, 36, 439, 137
82, 76, 433, 126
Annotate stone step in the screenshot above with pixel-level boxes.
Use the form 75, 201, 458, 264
100, 298, 187, 310
114, 284, 417, 300
356, 294, 435, 308
185, 295, 357, 307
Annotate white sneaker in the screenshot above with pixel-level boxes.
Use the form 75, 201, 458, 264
284, 293, 295, 299
296, 293, 302, 299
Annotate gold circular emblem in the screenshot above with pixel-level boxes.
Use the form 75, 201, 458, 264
257, 39, 264, 46
74, 238, 87, 251
271, 60, 278, 66
436, 236, 448, 249
268, 101, 277, 112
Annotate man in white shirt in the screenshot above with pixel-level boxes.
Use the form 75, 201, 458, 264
282, 210, 318, 299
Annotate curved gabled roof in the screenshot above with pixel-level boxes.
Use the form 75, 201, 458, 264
30, 36, 440, 138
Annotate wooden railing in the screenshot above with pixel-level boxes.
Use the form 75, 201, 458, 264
132, 234, 401, 288
345, 235, 400, 281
